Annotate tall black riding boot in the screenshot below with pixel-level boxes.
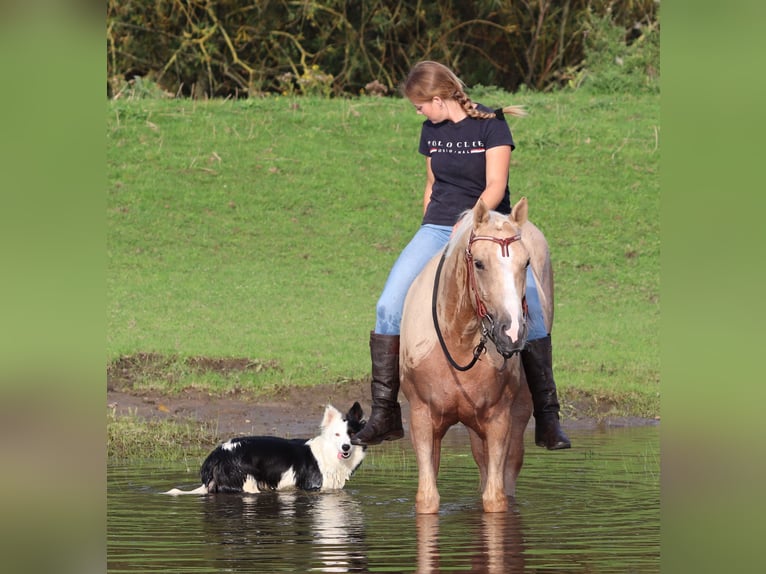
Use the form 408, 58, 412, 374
522, 335, 572, 450
351, 332, 404, 446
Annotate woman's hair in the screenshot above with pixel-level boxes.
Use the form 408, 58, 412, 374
401, 60, 526, 119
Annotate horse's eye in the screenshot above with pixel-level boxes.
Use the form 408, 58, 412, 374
474, 260, 485, 270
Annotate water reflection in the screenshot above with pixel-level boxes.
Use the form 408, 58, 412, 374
311, 493, 368, 572
195, 490, 369, 572
416, 511, 525, 574
108, 425, 659, 573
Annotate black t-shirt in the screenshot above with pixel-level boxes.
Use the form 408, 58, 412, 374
418, 104, 515, 226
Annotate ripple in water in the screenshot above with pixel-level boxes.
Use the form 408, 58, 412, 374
108, 425, 659, 573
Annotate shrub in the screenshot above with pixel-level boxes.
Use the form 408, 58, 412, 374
106, 0, 659, 98
576, 10, 660, 94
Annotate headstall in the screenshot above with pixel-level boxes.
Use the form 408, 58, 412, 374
431, 230, 525, 371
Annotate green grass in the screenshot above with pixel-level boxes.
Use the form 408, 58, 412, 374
107, 409, 220, 461
107, 91, 659, 417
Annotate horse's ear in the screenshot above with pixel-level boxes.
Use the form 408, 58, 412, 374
511, 197, 528, 226
473, 198, 490, 225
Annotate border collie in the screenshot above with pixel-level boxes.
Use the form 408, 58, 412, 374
165, 402, 366, 495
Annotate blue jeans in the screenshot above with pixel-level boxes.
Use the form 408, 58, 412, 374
375, 224, 548, 341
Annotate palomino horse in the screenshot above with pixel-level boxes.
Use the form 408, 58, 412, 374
400, 197, 554, 513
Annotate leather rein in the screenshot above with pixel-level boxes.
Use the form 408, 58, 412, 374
431, 230, 523, 371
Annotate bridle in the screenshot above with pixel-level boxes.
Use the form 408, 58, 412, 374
432, 230, 526, 371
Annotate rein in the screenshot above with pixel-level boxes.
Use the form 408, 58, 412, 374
431, 230, 523, 371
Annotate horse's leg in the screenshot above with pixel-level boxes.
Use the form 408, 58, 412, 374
506, 375, 534, 496
482, 411, 513, 513
468, 427, 488, 492
504, 417, 528, 497
409, 404, 441, 514
432, 434, 443, 477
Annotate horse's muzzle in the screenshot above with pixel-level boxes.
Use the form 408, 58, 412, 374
489, 319, 527, 358
500, 347, 523, 359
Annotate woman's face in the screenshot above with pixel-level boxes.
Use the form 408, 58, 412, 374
410, 97, 448, 123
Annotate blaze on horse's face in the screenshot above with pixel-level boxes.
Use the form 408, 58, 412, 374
469, 199, 530, 358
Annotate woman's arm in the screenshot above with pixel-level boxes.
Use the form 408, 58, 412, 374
479, 145, 511, 210
423, 156, 435, 215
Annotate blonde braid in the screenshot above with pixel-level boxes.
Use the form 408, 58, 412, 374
457, 90, 527, 120
402, 61, 527, 119
496, 105, 528, 118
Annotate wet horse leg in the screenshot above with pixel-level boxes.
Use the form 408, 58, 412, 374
472, 412, 530, 498
482, 414, 513, 512
505, 380, 533, 496
432, 434, 443, 477
410, 404, 441, 514
504, 417, 527, 497
468, 428, 488, 492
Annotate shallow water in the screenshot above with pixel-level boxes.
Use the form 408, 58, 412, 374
108, 425, 659, 573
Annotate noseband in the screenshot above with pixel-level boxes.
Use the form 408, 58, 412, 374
432, 230, 526, 371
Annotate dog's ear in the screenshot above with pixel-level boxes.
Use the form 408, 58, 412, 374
322, 404, 341, 428
347, 401, 364, 422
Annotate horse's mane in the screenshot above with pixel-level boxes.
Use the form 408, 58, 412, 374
445, 210, 476, 259
440, 209, 478, 314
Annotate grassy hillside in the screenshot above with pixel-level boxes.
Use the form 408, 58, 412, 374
107, 90, 659, 416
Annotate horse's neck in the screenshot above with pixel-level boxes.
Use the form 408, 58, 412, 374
439, 253, 482, 345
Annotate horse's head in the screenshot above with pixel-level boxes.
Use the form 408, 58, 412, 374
457, 198, 530, 358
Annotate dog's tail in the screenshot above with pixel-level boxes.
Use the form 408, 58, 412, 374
163, 484, 208, 495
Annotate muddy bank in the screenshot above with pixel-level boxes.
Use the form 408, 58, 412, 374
107, 379, 658, 440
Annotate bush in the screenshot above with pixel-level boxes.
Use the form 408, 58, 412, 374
576, 10, 660, 94
106, 0, 659, 98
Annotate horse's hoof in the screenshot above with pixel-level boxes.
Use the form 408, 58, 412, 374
415, 495, 440, 514
482, 495, 508, 513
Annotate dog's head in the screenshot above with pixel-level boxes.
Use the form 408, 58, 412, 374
320, 402, 367, 463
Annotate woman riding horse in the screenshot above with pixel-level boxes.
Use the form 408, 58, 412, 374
352, 61, 570, 452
